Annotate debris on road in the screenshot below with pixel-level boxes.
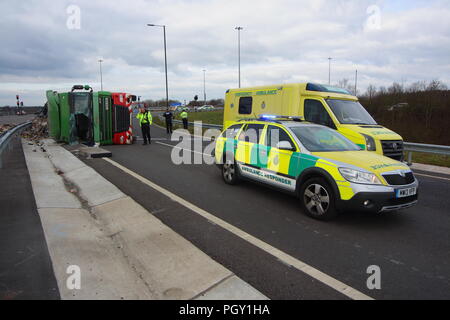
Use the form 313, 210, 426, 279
21, 117, 48, 141
0, 124, 14, 135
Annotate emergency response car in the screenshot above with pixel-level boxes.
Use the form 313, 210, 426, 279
215, 115, 418, 220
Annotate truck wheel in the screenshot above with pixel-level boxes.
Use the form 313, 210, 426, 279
222, 158, 240, 185
300, 177, 338, 221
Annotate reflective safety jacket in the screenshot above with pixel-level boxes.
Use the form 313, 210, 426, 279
136, 111, 153, 126
180, 111, 188, 119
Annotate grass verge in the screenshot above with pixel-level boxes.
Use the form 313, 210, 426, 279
405, 152, 450, 168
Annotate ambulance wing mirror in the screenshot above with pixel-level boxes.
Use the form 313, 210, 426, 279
277, 141, 296, 151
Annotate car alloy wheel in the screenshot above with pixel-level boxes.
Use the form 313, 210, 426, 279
223, 161, 236, 183
304, 183, 330, 216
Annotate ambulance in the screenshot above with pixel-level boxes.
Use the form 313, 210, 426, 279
215, 116, 418, 220
224, 83, 404, 161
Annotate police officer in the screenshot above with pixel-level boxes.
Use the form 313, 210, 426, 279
136, 107, 153, 145
163, 109, 174, 134
180, 108, 189, 130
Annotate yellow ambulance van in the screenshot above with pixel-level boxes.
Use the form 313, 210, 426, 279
224, 83, 404, 161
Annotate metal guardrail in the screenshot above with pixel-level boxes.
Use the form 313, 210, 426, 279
171, 119, 223, 130
0, 121, 33, 168
404, 142, 450, 164
404, 142, 450, 156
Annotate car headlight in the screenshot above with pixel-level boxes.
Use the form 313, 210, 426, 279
339, 168, 382, 185
361, 134, 376, 151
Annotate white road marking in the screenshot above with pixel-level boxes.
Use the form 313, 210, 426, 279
156, 141, 214, 158
103, 157, 374, 301
414, 172, 450, 182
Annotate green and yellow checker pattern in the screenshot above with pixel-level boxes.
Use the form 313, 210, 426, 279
215, 122, 356, 200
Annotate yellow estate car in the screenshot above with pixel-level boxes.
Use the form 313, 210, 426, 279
215, 115, 418, 220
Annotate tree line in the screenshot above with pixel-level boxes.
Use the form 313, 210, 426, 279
355, 80, 449, 145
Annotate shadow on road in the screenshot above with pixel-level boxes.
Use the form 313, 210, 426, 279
233, 177, 410, 230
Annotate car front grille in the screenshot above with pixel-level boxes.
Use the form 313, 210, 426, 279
381, 140, 404, 161
383, 172, 415, 185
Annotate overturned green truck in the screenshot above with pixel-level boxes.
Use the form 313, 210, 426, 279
46, 85, 137, 146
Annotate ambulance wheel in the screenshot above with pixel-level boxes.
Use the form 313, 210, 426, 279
222, 158, 240, 185
300, 177, 338, 221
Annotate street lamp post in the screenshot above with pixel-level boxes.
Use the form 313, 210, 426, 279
235, 26, 243, 88
203, 69, 206, 106
98, 58, 104, 91
147, 24, 169, 111
328, 57, 332, 85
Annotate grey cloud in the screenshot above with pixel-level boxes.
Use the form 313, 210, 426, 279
0, 0, 449, 105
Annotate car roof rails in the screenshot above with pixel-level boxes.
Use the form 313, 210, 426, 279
237, 118, 258, 122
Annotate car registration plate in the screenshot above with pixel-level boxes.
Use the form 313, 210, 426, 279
396, 187, 417, 198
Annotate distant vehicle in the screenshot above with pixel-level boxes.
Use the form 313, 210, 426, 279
224, 83, 404, 161
215, 116, 418, 220
175, 106, 187, 112
197, 105, 215, 111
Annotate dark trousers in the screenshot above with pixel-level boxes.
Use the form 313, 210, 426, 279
141, 123, 151, 144
166, 120, 173, 134
182, 118, 188, 130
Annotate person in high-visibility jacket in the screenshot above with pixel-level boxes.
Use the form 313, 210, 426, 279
136, 107, 153, 145
180, 109, 189, 130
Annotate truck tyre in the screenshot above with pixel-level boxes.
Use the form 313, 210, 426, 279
222, 158, 240, 185
300, 177, 338, 221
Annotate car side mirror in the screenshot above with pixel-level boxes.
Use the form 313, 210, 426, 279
276, 141, 295, 151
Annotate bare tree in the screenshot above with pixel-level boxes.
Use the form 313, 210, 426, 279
366, 84, 377, 100
427, 79, 448, 91
388, 82, 404, 95
408, 81, 427, 92
335, 78, 354, 93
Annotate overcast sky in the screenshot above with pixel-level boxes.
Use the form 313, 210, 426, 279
1, 0, 449, 106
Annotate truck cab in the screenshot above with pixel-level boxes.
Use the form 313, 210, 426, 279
46, 85, 136, 146
111, 93, 135, 145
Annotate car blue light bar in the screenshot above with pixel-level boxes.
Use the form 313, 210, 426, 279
259, 114, 304, 121
259, 114, 279, 119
